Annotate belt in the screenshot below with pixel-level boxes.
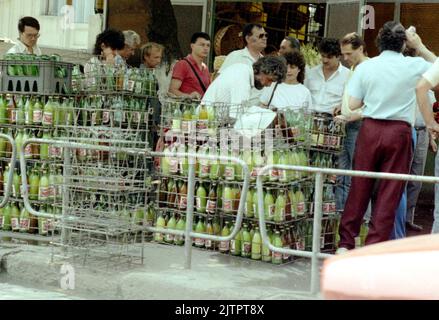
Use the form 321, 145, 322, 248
415, 126, 426, 131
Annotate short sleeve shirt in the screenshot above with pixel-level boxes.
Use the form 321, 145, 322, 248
7, 40, 42, 55
260, 82, 312, 111
348, 50, 432, 126
201, 63, 254, 118
304, 63, 350, 114
172, 54, 211, 97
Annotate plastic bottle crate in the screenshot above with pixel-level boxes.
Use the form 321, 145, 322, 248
0, 60, 73, 95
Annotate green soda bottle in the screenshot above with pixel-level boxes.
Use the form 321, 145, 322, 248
24, 96, 34, 125
194, 217, 206, 248
165, 213, 177, 244
196, 183, 207, 214
274, 190, 287, 223
2, 203, 11, 231
31, 97, 42, 125
219, 221, 231, 254
16, 96, 25, 125
264, 188, 275, 222
0, 95, 7, 124
19, 206, 31, 233
262, 226, 272, 262
40, 130, 51, 161
230, 225, 242, 256
12, 167, 20, 198
154, 212, 166, 243
241, 224, 252, 258
245, 188, 254, 218
174, 215, 186, 246
15, 129, 23, 159
38, 168, 50, 201
29, 166, 40, 201
23, 129, 32, 159
209, 144, 220, 180
205, 218, 214, 250
223, 185, 234, 214
42, 96, 54, 127
272, 230, 283, 264
251, 226, 262, 260
0, 129, 6, 157
10, 202, 20, 232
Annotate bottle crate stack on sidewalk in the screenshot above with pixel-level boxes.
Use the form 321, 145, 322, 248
151, 98, 345, 264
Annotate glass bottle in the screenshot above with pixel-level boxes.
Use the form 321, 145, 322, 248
272, 230, 283, 265
32, 96, 43, 124
251, 226, 262, 260
264, 188, 275, 222
241, 224, 252, 258
165, 213, 177, 244
174, 215, 186, 246
230, 224, 242, 256
219, 221, 230, 254
42, 96, 54, 127
206, 183, 217, 214
194, 217, 206, 248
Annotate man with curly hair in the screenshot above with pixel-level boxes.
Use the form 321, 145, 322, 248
201, 56, 286, 117
304, 38, 350, 115
337, 21, 439, 253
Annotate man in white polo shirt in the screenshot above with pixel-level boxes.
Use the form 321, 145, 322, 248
337, 21, 439, 252
304, 38, 350, 116
201, 56, 286, 117
7, 16, 42, 55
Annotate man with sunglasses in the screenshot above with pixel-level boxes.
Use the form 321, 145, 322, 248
7, 16, 42, 55
218, 24, 268, 105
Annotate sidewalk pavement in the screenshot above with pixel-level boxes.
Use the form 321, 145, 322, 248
0, 241, 320, 300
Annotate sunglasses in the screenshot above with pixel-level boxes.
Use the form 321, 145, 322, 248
258, 33, 268, 39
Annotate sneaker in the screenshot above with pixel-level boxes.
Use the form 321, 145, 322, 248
336, 247, 349, 255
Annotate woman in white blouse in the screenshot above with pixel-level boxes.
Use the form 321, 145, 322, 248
260, 51, 312, 111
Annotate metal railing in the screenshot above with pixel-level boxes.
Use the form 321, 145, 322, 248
256, 165, 439, 296
0, 132, 17, 208
19, 138, 250, 269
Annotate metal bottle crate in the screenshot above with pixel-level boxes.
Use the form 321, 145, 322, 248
0, 59, 73, 95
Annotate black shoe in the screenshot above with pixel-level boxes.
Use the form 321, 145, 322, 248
406, 222, 423, 232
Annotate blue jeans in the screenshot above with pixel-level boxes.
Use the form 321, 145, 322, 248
390, 127, 417, 239
336, 120, 362, 212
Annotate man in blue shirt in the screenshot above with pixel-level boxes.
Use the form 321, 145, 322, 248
337, 21, 439, 252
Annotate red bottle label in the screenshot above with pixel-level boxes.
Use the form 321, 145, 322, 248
42, 112, 53, 125
20, 218, 30, 230
179, 196, 187, 209
206, 200, 216, 213
11, 218, 19, 230
219, 241, 229, 252
223, 200, 233, 212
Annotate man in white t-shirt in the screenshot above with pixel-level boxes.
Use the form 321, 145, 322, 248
202, 56, 287, 118
7, 16, 42, 55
